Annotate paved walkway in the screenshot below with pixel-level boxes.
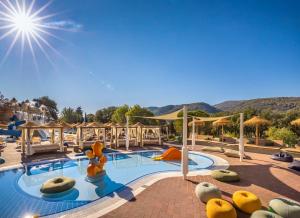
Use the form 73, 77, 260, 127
103, 146, 300, 218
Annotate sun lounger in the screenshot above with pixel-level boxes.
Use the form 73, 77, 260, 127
29, 143, 61, 155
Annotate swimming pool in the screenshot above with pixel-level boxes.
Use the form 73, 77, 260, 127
0, 150, 220, 217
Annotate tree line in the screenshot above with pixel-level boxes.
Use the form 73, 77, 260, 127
1, 92, 299, 147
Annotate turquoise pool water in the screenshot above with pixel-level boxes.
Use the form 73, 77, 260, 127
1, 150, 214, 217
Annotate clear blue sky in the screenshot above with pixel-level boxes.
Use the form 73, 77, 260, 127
0, 0, 299, 113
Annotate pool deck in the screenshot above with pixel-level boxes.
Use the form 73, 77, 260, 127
0, 143, 299, 218
102, 145, 300, 218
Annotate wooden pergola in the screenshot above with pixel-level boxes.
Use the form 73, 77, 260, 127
76, 122, 108, 147
20, 121, 65, 156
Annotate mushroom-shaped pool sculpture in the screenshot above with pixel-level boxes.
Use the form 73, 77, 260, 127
85, 141, 107, 182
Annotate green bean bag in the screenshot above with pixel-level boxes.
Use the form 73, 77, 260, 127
224, 149, 241, 158
195, 182, 222, 203
201, 146, 224, 153
269, 198, 300, 218
250, 210, 283, 218
211, 169, 240, 182
40, 176, 75, 194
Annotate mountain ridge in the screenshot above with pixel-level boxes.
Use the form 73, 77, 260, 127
215, 97, 300, 112
147, 97, 300, 115
147, 102, 221, 115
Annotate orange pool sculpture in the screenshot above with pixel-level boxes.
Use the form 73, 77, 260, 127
85, 141, 107, 179
153, 147, 181, 161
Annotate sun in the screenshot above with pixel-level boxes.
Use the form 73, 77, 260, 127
12, 11, 36, 33
0, 0, 60, 68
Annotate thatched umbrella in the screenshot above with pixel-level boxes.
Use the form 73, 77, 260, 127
213, 118, 231, 141
291, 118, 300, 126
244, 116, 271, 145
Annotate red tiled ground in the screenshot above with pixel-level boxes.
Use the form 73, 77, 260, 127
102, 145, 300, 218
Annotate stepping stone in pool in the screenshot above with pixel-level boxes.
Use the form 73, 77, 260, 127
40, 176, 76, 194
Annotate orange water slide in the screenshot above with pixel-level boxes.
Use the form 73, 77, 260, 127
153, 147, 181, 161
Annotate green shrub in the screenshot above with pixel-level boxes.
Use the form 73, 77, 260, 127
224, 132, 238, 138
266, 127, 298, 147
175, 136, 182, 143
168, 135, 176, 141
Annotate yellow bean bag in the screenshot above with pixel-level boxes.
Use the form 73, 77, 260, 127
206, 198, 237, 218
232, 190, 261, 214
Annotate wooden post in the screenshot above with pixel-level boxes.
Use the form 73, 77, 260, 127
158, 127, 162, 145
110, 127, 113, 148
239, 113, 244, 162
26, 128, 31, 155
51, 129, 55, 144
21, 128, 26, 154
126, 116, 129, 150
60, 127, 64, 152
79, 127, 83, 147
181, 106, 189, 180
135, 127, 138, 146
166, 126, 169, 140
116, 127, 118, 148
192, 117, 195, 150
103, 128, 106, 148
256, 124, 259, 145
141, 127, 144, 147
221, 125, 224, 142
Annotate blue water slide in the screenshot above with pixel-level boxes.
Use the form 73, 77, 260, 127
0, 129, 22, 137
8, 120, 25, 130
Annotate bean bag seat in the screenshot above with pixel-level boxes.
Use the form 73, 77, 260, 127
250, 210, 283, 218
288, 160, 300, 172
269, 198, 300, 218
195, 182, 222, 203
201, 146, 224, 153
40, 176, 75, 194
271, 152, 294, 162
206, 198, 237, 218
211, 170, 240, 182
224, 149, 240, 158
232, 190, 261, 214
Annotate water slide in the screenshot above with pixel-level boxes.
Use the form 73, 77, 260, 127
153, 147, 182, 161
0, 115, 25, 138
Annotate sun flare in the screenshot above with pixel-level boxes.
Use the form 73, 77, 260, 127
0, 0, 60, 68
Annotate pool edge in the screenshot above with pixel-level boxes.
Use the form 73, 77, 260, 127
52, 151, 229, 218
